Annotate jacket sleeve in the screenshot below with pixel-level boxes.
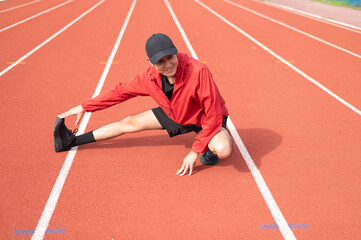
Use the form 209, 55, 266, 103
81, 73, 149, 112
192, 67, 224, 153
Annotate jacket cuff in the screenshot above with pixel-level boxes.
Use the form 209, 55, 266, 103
192, 142, 208, 153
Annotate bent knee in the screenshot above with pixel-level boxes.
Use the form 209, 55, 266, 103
213, 142, 233, 160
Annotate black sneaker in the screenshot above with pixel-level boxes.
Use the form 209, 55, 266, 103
54, 117, 77, 152
200, 149, 219, 165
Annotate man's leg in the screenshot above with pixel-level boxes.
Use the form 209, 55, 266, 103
54, 110, 162, 152
207, 127, 233, 160
92, 109, 163, 141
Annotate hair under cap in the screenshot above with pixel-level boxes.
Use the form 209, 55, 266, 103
145, 33, 178, 64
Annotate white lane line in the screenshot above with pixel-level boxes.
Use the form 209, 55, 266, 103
227, 118, 297, 239
164, 0, 297, 239
31, 0, 137, 239
0, 0, 74, 33
256, 0, 361, 34
0, 0, 106, 78
194, 0, 361, 117
224, 0, 361, 59
0, 0, 42, 14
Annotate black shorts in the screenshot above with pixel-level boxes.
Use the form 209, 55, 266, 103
152, 107, 228, 138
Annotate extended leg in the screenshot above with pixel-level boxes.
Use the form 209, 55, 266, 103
92, 109, 163, 141
54, 110, 162, 152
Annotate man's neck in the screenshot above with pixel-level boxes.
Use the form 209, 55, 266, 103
167, 76, 175, 84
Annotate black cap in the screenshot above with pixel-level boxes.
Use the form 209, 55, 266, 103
145, 33, 178, 64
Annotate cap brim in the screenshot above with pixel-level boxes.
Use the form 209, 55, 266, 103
149, 47, 178, 65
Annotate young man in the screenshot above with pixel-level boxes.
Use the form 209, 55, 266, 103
54, 33, 232, 176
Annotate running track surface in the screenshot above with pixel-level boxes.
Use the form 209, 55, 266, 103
0, 0, 360, 239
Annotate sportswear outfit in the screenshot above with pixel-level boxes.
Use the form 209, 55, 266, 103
81, 53, 228, 153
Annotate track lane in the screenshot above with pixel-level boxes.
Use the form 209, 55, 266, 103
32, 0, 137, 239
165, 0, 295, 238
233, 0, 361, 53
168, 0, 361, 239
197, 0, 361, 113
43, 0, 290, 239
0, 0, 66, 28
0, 0, 103, 72
259, 0, 361, 34
0, 0, 131, 238
223, 0, 361, 59
0, 0, 75, 33
0, 0, 42, 13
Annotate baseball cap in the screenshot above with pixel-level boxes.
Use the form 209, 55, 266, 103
145, 33, 178, 64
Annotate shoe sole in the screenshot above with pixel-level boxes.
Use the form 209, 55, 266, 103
53, 117, 64, 152
200, 154, 219, 165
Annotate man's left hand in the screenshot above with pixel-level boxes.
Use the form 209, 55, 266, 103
176, 151, 199, 176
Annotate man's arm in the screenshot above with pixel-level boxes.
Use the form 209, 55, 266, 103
81, 73, 149, 113
191, 67, 225, 153
176, 67, 226, 176
58, 71, 150, 125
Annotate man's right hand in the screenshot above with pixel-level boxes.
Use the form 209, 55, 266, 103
58, 105, 85, 125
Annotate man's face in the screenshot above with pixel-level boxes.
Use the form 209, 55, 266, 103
153, 55, 178, 78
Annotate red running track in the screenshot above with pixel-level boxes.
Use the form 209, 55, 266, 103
0, 0, 360, 239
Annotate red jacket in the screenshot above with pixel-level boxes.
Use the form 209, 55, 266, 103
82, 53, 228, 153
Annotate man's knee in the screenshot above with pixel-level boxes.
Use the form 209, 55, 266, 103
119, 110, 162, 132
213, 141, 233, 160
119, 115, 138, 132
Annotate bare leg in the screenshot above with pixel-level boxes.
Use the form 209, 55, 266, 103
207, 127, 233, 159
93, 110, 163, 141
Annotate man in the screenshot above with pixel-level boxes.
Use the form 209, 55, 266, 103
54, 33, 232, 176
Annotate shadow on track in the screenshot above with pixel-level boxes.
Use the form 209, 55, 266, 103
220, 128, 283, 172
78, 128, 282, 173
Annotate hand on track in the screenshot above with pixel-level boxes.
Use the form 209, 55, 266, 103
176, 151, 198, 176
